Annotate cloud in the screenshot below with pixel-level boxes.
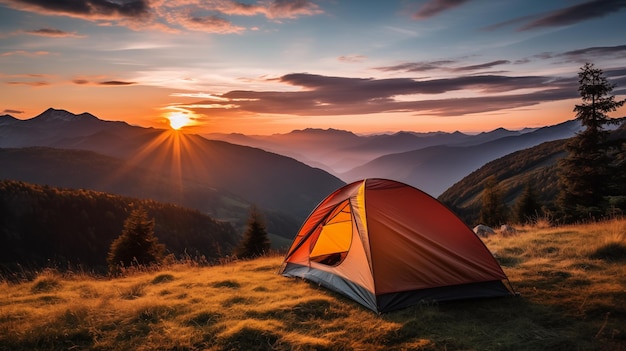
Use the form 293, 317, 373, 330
174, 71, 578, 118
0, 0, 324, 33
412, 0, 471, 19
6, 81, 49, 86
399, 87, 576, 116
0, 50, 51, 57
481, 14, 534, 31
452, 60, 510, 72
338, 55, 367, 63
520, 0, 626, 30
558, 45, 626, 61
168, 12, 245, 34
373, 60, 508, 73
0, 0, 151, 20
0, 73, 54, 89
276, 73, 554, 96
99, 80, 136, 86
374, 60, 456, 72
485, 0, 626, 32
190, 0, 323, 19
265, 0, 323, 19
527, 45, 626, 65
2, 109, 24, 114
71, 79, 136, 86
23, 28, 85, 37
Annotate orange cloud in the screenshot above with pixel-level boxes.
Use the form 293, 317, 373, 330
0, 50, 51, 57
99, 80, 137, 86
6, 81, 50, 87
2, 109, 24, 114
71, 78, 136, 86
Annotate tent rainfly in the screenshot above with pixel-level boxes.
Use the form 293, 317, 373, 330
278, 178, 515, 313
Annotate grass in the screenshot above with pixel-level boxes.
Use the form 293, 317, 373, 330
1, 219, 625, 350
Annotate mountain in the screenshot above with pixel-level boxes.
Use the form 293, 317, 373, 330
207, 128, 480, 174
0, 109, 345, 238
438, 139, 567, 225
0, 180, 239, 274
438, 121, 626, 225
205, 128, 365, 174
339, 120, 583, 196
205, 121, 581, 185
0, 114, 19, 125
0, 146, 247, 220
0, 108, 132, 148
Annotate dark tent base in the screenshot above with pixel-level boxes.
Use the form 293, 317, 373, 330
376, 280, 515, 313
282, 263, 515, 313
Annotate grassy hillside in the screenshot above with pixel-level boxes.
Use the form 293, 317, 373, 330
1, 219, 624, 350
439, 139, 567, 225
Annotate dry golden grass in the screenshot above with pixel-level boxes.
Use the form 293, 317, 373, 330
1, 219, 625, 350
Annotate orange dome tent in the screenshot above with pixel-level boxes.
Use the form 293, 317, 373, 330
278, 178, 515, 313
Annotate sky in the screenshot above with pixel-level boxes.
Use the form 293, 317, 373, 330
1, 0, 626, 135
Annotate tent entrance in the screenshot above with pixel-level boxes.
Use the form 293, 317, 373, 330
309, 200, 353, 266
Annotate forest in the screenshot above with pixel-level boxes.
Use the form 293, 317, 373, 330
0, 180, 239, 278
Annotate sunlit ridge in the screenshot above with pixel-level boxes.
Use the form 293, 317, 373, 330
102, 129, 210, 206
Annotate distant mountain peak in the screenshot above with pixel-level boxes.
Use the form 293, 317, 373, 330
0, 114, 19, 125
31, 108, 99, 123
287, 127, 354, 135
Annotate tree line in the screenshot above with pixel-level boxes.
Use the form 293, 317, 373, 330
108, 203, 271, 274
0, 180, 241, 276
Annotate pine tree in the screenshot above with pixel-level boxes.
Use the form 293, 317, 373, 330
514, 182, 542, 224
478, 176, 508, 227
234, 205, 271, 259
107, 207, 165, 273
557, 63, 625, 222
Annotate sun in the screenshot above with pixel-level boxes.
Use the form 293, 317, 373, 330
167, 112, 191, 130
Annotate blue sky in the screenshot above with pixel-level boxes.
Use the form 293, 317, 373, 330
1, 0, 625, 134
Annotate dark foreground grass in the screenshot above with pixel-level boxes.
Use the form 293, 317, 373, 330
1, 219, 625, 350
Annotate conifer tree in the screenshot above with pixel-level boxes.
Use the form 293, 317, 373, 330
558, 63, 625, 222
478, 176, 508, 227
514, 182, 542, 224
107, 207, 165, 273
606, 132, 626, 212
234, 205, 271, 259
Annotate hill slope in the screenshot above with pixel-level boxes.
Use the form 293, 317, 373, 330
439, 121, 626, 225
438, 139, 567, 225
0, 180, 239, 273
0, 146, 303, 239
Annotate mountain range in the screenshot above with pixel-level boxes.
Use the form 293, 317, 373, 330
0, 108, 345, 240
205, 119, 585, 196
2, 108, 624, 237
